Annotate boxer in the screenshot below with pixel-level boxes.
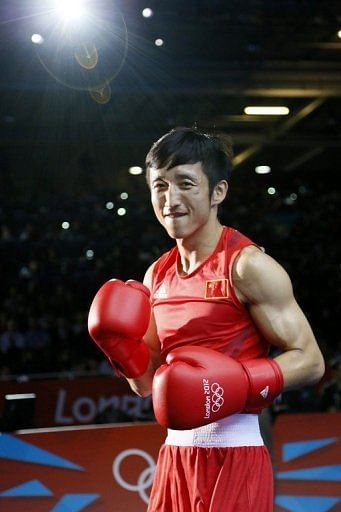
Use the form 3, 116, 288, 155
88, 127, 325, 511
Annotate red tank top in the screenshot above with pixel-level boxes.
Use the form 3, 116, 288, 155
151, 226, 270, 363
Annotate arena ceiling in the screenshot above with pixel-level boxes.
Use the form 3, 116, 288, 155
0, 0, 340, 192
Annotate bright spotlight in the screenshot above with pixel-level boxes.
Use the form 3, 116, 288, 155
35, 1, 128, 95
31, 33, 44, 45
54, 0, 86, 21
155, 38, 164, 47
244, 106, 289, 116
142, 8, 153, 18
255, 165, 271, 174
129, 166, 143, 175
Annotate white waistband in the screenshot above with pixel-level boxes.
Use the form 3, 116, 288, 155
165, 414, 263, 447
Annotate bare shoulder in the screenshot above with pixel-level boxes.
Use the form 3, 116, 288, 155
143, 261, 158, 291
232, 245, 293, 305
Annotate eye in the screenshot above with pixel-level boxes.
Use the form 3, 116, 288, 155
152, 181, 167, 190
180, 181, 194, 189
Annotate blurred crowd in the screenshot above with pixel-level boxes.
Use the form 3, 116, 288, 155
0, 171, 340, 414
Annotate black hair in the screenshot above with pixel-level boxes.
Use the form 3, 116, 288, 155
145, 126, 233, 196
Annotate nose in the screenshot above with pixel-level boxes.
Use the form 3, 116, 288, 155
164, 184, 181, 209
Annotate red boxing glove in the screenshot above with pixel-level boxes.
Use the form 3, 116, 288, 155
88, 279, 151, 378
152, 346, 283, 430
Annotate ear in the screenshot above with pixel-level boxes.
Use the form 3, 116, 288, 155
211, 180, 228, 207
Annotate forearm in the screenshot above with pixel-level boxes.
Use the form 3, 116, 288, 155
127, 353, 160, 397
274, 347, 325, 391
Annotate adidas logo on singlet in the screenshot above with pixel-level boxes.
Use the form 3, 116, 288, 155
260, 386, 269, 399
154, 283, 168, 299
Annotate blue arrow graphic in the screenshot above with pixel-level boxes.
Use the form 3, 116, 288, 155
0, 433, 83, 470
276, 495, 340, 512
50, 494, 100, 511
0, 479, 53, 497
283, 438, 337, 462
277, 465, 341, 481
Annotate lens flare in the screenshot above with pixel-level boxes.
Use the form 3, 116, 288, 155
33, 1, 128, 96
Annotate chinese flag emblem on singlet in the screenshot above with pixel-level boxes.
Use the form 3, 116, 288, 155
205, 279, 229, 299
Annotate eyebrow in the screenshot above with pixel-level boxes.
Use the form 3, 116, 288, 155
175, 172, 198, 181
151, 172, 198, 183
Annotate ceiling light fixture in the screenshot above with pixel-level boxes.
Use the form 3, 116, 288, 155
244, 106, 290, 116
255, 165, 271, 174
54, 0, 86, 21
31, 33, 44, 45
129, 166, 143, 175
142, 8, 153, 18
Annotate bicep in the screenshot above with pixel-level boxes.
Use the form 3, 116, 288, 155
126, 264, 161, 397
234, 248, 320, 357
250, 292, 316, 354
143, 263, 161, 365
143, 310, 162, 367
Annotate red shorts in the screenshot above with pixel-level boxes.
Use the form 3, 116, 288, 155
147, 444, 273, 512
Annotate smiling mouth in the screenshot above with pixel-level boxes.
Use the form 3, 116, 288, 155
164, 212, 187, 218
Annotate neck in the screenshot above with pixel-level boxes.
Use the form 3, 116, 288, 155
177, 219, 224, 275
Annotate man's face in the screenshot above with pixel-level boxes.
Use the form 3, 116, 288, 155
149, 162, 213, 240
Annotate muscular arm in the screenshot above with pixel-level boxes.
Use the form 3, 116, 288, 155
232, 246, 325, 390
126, 263, 161, 397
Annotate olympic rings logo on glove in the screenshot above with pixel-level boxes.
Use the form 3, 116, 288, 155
211, 382, 224, 412
112, 448, 156, 504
